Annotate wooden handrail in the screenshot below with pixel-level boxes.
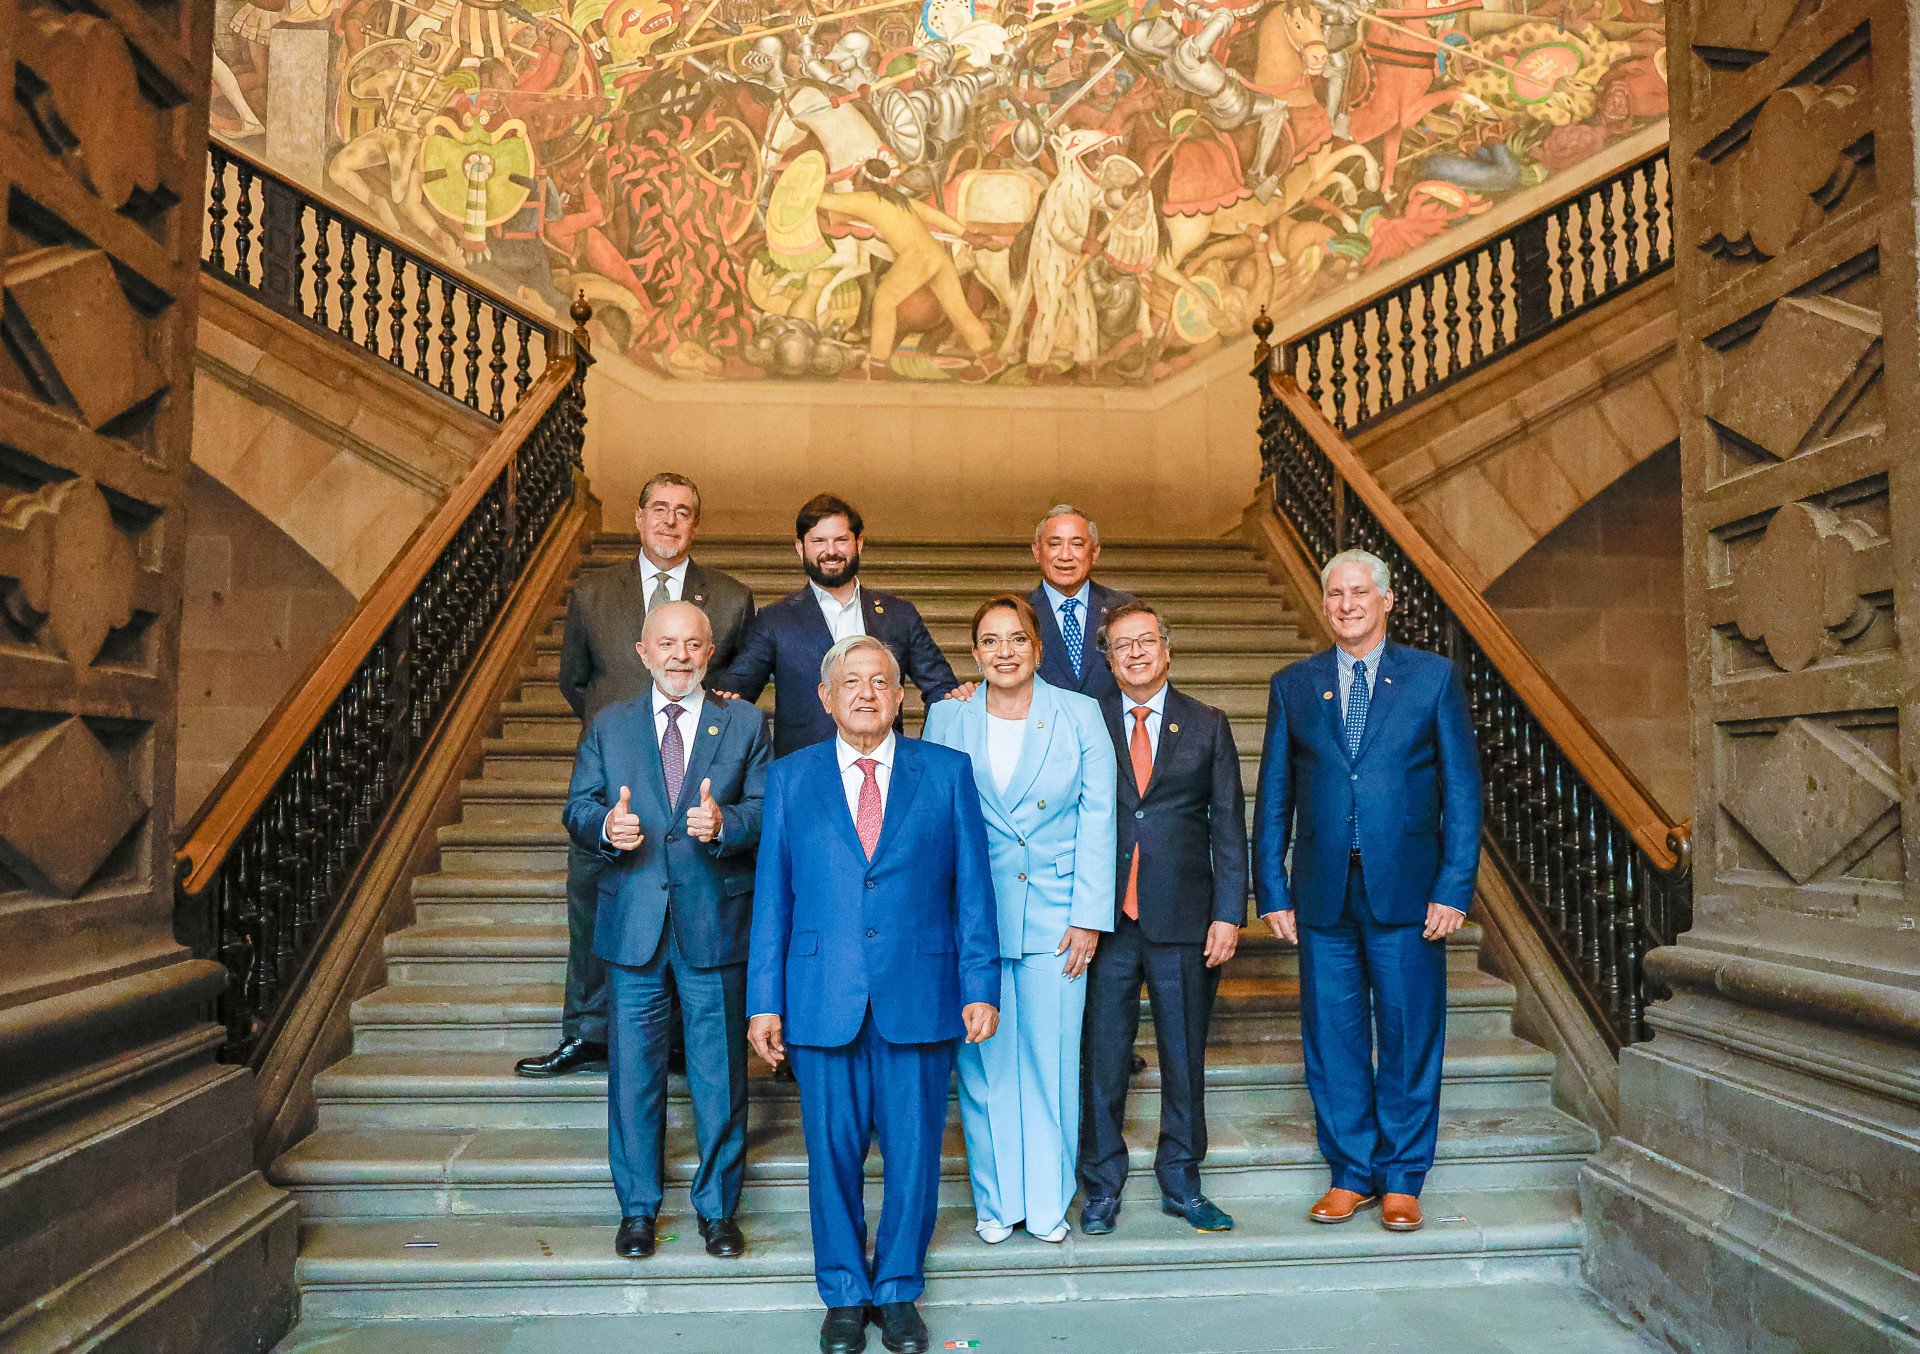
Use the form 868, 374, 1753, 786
176, 351, 577, 895
1262, 367, 1688, 873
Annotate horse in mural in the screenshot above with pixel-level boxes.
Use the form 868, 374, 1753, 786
1337, 12, 1470, 199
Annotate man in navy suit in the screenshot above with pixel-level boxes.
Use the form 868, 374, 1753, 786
747, 635, 1000, 1354
563, 601, 772, 1262
1078, 601, 1247, 1237
714, 494, 965, 757
1253, 549, 1480, 1235
1028, 505, 1133, 702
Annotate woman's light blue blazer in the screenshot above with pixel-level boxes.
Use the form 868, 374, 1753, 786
922, 677, 1118, 955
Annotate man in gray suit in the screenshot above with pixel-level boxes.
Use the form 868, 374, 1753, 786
519, 473, 757, 1078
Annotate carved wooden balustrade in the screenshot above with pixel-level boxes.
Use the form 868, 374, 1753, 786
1278, 147, 1672, 433
176, 261, 593, 1059
1253, 318, 1689, 1047
203, 141, 551, 421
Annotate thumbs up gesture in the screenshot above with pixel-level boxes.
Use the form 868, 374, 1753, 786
686, 777, 724, 843
605, 785, 643, 851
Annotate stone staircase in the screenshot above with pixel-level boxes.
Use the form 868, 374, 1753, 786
271, 535, 1599, 1321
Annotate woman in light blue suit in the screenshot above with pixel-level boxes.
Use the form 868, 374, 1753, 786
923, 593, 1117, 1244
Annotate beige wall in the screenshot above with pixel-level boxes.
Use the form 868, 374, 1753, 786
178, 467, 356, 823
1486, 445, 1687, 817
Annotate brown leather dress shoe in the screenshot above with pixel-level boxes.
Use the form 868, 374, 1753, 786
1307, 1188, 1378, 1223
1381, 1193, 1423, 1232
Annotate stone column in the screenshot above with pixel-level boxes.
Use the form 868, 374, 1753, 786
0, 1, 296, 1349
1582, 0, 1920, 1349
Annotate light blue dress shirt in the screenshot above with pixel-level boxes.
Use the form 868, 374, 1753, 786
1040, 580, 1090, 641
1335, 640, 1385, 725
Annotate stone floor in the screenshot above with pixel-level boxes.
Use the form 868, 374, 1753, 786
277, 1283, 1655, 1352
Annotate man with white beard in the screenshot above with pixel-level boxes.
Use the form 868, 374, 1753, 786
562, 601, 773, 1262
1000, 126, 1116, 371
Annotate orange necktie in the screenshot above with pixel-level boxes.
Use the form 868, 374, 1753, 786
1123, 705, 1152, 920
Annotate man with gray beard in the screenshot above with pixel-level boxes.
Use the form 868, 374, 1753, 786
563, 601, 773, 1261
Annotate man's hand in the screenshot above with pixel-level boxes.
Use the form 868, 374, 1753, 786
605, 786, 643, 851
712, 689, 742, 701
945, 682, 979, 701
1423, 903, 1466, 942
1057, 925, 1100, 979
1263, 908, 1298, 944
1203, 920, 1240, 968
962, 1002, 999, 1043
748, 1013, 786, 1067
686, 778, 723, 842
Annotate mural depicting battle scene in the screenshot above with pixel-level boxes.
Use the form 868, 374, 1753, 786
212, 0, 1666, 384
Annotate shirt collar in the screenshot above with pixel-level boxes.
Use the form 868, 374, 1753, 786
811, 580, 862, 612
652, 684, 704, 718
836, 731, 895, 773
1336, 640, 1386, 678
640, 554, 690, 586
1124, 682, 1170, 716
1041, 579, 1090, 613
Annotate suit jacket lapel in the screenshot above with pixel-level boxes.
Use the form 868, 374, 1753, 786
1351, 642, 1402, 766
959, 699, 1019, 835
634, 698, 673, 816
1100, 697, 1137, 808
683, 560, 711, 611
794, 587, 835, 650
1313, 648, 1348, 756
677, 694, 725, 817
872, 741, 924, 862
1000, 680, 1059, 811
1029, 585, 1068, 686
1142, 686, 1192, 802
813, 745, 868, 862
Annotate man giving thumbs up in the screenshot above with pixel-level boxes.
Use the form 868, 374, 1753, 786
562, 601, 772, 1264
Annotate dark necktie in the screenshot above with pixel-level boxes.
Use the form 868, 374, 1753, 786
1345, 661, 1369, 849
1060, 598, 1083, 678
661, 702, 686, 807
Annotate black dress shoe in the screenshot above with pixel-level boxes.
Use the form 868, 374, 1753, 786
1079, 1196, 1119, 1235
874, 1301, 929, 1353
514, 1038, 608, 1078
1161, 1193, 1235, 1232
699, 1214, 745, 1257
614, 1215, 656, 1258
819, 1305, 867, 1353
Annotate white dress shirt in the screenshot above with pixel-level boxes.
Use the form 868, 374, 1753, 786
653, 685, 704, 779
986, 712, 1026, 795
836, 731, 894, 818
1335, 639, 1384, 724
1119, 681, 1169, 760
640, 555, 690, 609
1040, 579, 1091, 642
813, 581, 866, 641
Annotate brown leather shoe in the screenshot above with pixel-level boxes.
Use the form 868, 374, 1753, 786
1307, 1188, 1378, 1223
1381, 1193, 1423, 1232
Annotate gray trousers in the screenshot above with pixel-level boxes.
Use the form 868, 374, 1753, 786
563, 843, 610, 1043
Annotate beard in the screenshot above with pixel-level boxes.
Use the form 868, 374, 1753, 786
803, 548, 861, 590
647, 663, 709, 701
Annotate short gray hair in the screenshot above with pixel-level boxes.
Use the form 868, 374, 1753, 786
640, 599, 713, 643
1033, 503, 1100, 545
819, 634, 902, 686
1321, 549, 1391, 595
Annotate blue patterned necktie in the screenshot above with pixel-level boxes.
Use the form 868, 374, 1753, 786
1060, 597, 1084, 678
1345, 660, 1369, 849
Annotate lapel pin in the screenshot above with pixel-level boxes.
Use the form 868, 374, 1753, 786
1383, 676, 1392, 684
694, 593, 705, 603
708, 725, 720, 736
1323, 691, 1333, 700
1036, 720, 1045, 729
874, 603, 885, 614
1038, 799, 1046, 809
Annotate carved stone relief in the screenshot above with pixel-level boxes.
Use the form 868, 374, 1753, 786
1, 246, 168, 436
0, 716, 146, 896
1700, 83, 1872, 267
1722, 716, 1900, 886
0, 477, 150, 667
1705, 294, 1882, 461
1731, 501, 1877, 672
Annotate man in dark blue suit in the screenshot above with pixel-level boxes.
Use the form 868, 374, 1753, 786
1253, 549, 1480, 1235
1028, 504, 1133, 702
563, 602, 772, 1262
713, 494, 965, 757
1078, 601, 1247, 1237
747, 635, 1000, 1354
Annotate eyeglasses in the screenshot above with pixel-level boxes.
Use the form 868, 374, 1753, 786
1106, 636, 1164, 656
976, 633, 1034, 652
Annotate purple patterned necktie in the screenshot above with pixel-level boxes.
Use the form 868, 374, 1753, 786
661, 702, 686, 807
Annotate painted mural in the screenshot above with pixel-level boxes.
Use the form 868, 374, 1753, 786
212, 0, 1666, 385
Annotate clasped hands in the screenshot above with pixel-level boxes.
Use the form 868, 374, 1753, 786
1261, 902, 1466, 944
749, 1002, 999, 1068
604, 779, 725, 851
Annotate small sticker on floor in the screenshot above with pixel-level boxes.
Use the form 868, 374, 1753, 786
403, 1239, 438, 1249
944, 1342, 981, 1349
1432, 1215, 1468, 1223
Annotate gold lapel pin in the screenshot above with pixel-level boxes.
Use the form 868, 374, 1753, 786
1038, 799, 1046, 809
1168, 722, 1179, 733
1036, 720, 1045, 729
708, 725, 720, 735
1383, 676, 1392, 684
874, 603, 886, 614
1323, 691, 1333, 700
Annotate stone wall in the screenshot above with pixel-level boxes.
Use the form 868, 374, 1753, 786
1487, 446, 1689, 818
178, 467, 356, 824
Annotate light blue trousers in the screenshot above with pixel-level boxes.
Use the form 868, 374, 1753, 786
956, 953, 1088, 1236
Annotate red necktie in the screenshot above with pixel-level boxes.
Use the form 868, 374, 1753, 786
855, 758, 883, 858
1122, 705, 1152, 921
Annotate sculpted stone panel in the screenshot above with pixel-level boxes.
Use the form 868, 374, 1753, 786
1697, 81, 1873, 268
1721, 714, 1901, 886
1703, 293, 1880, 461
0, 715, 148, 896
0, 477, 157, 669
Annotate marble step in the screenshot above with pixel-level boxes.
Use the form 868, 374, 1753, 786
531, 620, 1312, 657
592, 536, 1272, 573
273, 1106, 1597, 1219
519, 647, 1303, 687
290, 1188, 1584, 1318
628, 567, 1286, 600
311, 1038, 1556, 1131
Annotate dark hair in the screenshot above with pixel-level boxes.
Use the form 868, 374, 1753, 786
639, 471, 702, 519
796, 493, 864, 540
969, 593, 1044, 661
1096, 598, 1170, 652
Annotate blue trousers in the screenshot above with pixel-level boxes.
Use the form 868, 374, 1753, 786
1298, 861, 1447, 1197
790, 1014, 954, 1308
605, 926, 747, 1221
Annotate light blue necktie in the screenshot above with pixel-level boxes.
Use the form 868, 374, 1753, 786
1060, 597, 1084, 678
1345, 659, 1369, 849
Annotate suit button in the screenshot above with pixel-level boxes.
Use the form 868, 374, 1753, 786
659, 882, 669, 890
1017, 837, 1025, 846
1135, 810, 1145, 820
665, 832, 677, 842
865, 928, 876, 938
1350, 773, 1358, 781
1017, 872, 1027, 882
865, 879, 876, 890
